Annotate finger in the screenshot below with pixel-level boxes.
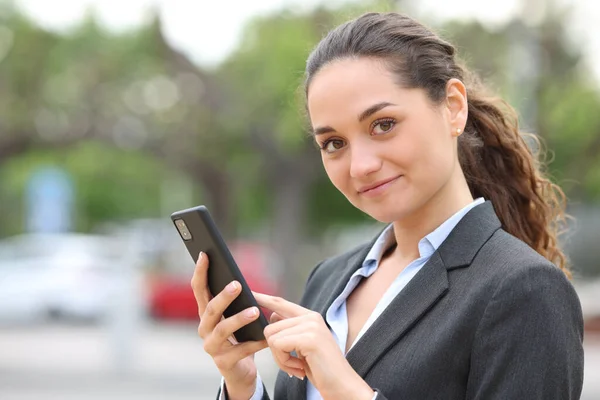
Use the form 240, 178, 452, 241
266, 345, 306, 380
266, 313, 303, 370
279, 350, 305, 370
252, 292, 308, 319
198, 281, 241, 338
270, 345, 304, 375
211, 339, 269, 372
203, 306, 267, 355
268, 323, 318, 358
264, 315, 306, 338
270, 351, 306, 379
270, 312, 283, 324
265, 330, 306, 371
190, 251, 211, 311
270, 331, 312, 356
211, 306, 262, 345
284, 367, 306, 380
265, 324, 314, 376
229, 339, 269, 358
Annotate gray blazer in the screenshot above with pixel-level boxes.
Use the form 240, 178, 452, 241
221, 201, 584, 399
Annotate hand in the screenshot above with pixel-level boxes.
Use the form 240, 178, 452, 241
191, 252, 268, 400
254, 292, 375, 400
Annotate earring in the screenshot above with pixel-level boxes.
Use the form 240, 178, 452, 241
455, 128, 462, 136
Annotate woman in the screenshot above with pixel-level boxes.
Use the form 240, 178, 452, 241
191, 12, 584, 400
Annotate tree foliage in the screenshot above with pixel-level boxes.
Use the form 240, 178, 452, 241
0, 1, 599, 278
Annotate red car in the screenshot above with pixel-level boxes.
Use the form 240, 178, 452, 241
148, 242, 279, 321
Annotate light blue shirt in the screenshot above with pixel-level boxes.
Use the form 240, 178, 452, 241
223, 198, 485, 400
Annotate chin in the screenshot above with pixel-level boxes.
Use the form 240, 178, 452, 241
356, 193, 424, 223
360, 205, 408, 224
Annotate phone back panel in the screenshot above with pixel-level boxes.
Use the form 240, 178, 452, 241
171, 206, 268, 342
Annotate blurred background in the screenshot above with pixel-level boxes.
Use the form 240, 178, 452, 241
0, 0, 599, 398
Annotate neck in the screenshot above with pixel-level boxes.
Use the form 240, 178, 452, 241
391, 170, 474, 261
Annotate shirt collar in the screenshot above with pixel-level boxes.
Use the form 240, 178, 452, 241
424, 197, 485, 251
364, 197, 486, 264
364, 224, 396, 265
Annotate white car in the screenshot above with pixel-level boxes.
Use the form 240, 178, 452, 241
0, 233, 127, 323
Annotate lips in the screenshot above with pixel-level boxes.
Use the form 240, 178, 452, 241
358, 175, 403, 194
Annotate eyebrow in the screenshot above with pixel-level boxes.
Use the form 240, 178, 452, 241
358, 101, 396, 122
312, 101, 397, 136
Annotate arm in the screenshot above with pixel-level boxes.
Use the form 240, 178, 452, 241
465, 263, 584, 399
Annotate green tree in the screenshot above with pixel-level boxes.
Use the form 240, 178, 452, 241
0, 8, 236, 235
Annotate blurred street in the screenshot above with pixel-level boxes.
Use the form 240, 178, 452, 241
585, 335, 600, 399
0, 322, 598, 399
0, 321, 279, 400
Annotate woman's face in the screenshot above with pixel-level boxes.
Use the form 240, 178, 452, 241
307, 57, 466, 223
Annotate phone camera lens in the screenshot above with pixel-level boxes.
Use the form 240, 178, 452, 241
175, 219, 192, 241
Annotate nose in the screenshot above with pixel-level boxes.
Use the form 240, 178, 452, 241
349, 142, 382, 179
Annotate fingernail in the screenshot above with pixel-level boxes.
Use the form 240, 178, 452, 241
295, 374, 304, 380
288, 374, 293, 378
245, 307, 258, 318
227, 281, 239, 293
198, 251, 204, 261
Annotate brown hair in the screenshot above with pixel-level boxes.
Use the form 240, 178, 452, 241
304, 12, 571, 277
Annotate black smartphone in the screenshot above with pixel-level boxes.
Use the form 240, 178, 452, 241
171, 205, 268, 342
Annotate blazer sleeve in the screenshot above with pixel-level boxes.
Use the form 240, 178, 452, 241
215, 381, 270, 400
465, 262, 584, 400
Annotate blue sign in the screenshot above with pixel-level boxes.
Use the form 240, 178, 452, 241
26, 166, 74, 233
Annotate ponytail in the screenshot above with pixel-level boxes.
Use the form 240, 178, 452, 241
459, 73, 570, 277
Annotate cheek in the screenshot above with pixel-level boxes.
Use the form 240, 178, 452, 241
389, 125, 428, 167
418, 133, 456, 180
322, 158, 352, 194
401, 121, 455, 181
322, 158, 338, 185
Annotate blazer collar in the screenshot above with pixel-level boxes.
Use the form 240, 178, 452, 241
437, 200, 502, 269
317, 232, 381, 322
288, 201, 501, 396
316, 200, 501, 314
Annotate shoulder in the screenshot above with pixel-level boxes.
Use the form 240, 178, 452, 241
471, 228, 580, 313
466, 235, 584, 399
477, 228, 564, 279
437, 221, 582, 329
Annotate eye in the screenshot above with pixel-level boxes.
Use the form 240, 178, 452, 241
320, 138, 345, 154
372, 118, 396, 135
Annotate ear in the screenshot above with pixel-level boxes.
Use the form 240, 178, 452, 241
444, 78, 468, 136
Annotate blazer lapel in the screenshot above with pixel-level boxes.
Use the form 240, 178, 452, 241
287, 371, 307, 400
288, 242, 373, 399
345, 251, 449, 377
315, 245, 372, 320
345, 201, 502, 378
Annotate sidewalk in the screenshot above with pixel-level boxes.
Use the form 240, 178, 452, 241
0, 321, 278, 400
